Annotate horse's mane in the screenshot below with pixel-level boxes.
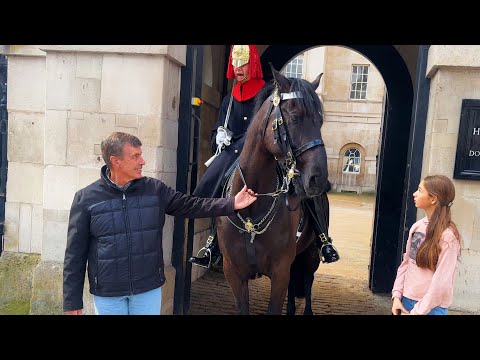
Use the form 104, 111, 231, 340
253, 77, 324, 126
253, 80, 275, 115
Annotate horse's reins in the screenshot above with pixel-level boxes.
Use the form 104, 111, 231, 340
236, 163, 286, 197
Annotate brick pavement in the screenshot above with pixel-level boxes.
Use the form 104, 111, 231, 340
187, 193, 471, 315
187, 267, 392, 315
187, 193, 392, 315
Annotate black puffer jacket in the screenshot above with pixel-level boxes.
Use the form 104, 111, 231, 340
63, 165, 235, 312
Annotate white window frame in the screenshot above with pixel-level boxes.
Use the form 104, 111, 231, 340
342, 148, 361, 174
350, 65, 369, 100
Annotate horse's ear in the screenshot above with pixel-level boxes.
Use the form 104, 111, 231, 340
269, 63, 290, 91
311, 73, 323, 91
269, 63, 279, 84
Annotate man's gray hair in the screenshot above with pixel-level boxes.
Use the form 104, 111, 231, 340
101, 132, 142, 168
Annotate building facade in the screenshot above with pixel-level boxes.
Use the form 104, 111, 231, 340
283, 46, 385, 193
0, 45, 478, 315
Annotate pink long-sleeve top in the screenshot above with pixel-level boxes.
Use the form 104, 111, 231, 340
391, 216, 460, 315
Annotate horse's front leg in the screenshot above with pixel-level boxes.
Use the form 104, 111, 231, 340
267, 262, 292, 315
303, 273, 314, 315
223, 256, 250, 315
286, 270, 296, 315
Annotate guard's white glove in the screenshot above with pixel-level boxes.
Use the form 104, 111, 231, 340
215, 126, 233, 147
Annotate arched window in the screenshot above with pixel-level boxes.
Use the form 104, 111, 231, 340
342, 148, 361, 174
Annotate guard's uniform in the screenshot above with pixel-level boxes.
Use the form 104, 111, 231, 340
193, 45, 264, 198
193, 79, 264, 198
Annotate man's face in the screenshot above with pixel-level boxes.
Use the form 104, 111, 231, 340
112, 144, 145, 183
234, 63, 250, 83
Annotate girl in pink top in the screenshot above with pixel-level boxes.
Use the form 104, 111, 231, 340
391, 175, 461, 315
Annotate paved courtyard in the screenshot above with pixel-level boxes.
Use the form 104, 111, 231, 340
187, 192, 471, 315
188, 192, 394, 315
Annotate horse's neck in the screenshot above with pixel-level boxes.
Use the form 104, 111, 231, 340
235, 132, 277, 195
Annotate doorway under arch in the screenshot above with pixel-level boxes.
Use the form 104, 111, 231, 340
261, 45, 415, 293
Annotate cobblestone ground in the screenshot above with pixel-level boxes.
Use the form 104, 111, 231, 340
187, 269, 393, 315
187, 192, 471, 316
188, 193, 393, 315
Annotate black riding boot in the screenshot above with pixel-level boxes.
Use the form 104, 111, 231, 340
315, 233, 340, 263
305, 196, 340, 263
189, 234, 222, 269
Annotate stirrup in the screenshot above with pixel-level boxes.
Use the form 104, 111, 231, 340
191, 247, 212, 268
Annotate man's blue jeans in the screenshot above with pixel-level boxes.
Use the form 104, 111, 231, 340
93, 287, 162, 315
401, 296, 448, 315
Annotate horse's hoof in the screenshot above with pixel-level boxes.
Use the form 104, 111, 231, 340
287, 308, 296, 316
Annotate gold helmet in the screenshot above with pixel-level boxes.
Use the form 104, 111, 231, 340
226, 45, 263, 80
231, 45, 250, 68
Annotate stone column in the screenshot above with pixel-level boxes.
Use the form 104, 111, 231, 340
425, 45, 480, 312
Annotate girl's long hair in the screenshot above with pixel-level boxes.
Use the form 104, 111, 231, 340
416, 175, 461, 270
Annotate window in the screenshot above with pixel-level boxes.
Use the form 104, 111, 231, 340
350, 65, 369, 100
283, 55, 304, 79
342, 148, 361, 174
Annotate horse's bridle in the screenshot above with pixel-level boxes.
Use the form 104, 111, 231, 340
262, 86, 324, 189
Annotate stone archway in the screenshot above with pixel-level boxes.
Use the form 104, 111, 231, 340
260, 45, 416, 292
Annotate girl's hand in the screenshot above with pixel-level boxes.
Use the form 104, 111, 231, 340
391, 297, 410, 315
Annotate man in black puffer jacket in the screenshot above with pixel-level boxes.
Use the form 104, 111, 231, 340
63, 132, 257, 315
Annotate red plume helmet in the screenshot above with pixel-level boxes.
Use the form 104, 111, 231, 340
226, 45, 264, 101
226, 45, 263, 80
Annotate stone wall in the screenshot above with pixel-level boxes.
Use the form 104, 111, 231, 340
424, 45, 480, 312
1, 45, 187, 314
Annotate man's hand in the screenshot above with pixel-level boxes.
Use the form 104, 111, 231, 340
234, 185, 257, 210
391, 297, 409, 315
65, 309, 83, 315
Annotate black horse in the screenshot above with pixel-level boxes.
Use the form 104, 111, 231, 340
217, 67, 328, 314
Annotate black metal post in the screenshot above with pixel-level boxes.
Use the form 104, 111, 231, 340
397, 45, 431, 263
0, 54, 8, 255
172, 46, 194, 314
172, 45, 203, 315
183, 45, 203, 315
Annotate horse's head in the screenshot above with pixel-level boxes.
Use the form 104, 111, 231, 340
257, 67, 329, 197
